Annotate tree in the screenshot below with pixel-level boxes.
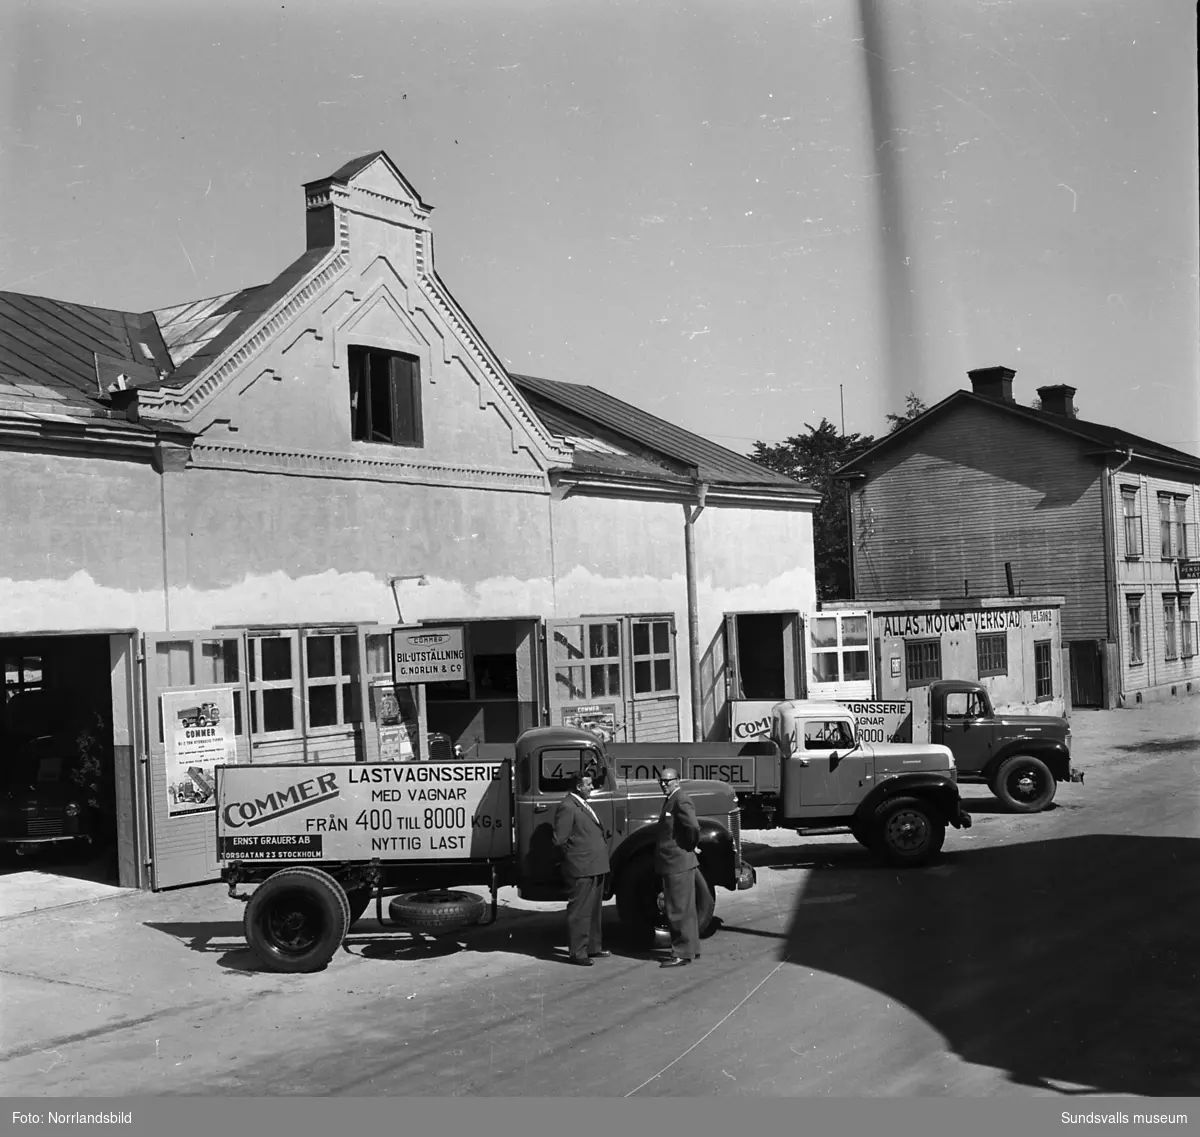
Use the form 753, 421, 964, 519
750, 419, 876, 600
884, 391, 928, 433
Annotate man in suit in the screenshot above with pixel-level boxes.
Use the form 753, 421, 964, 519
654, 766, 702, 968
552, 770, 611, 966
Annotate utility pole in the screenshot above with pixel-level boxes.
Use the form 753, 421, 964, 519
840, 384, 845, 434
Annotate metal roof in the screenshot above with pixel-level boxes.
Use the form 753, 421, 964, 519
0, 291, 171, 426
838, 390, 1200, 477
511, 373, 813, 492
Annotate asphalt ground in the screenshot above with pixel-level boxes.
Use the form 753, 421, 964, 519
0, 697, 1196, 1098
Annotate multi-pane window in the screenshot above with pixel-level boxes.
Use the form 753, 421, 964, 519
905, 640, 941, 687
348, 346, 422, 447
1034, 640, 1053, 700
1164, 596, 1178, 660
1174, 497, 1191, 560
632, 618, 675, 695
248, 634, 299, 734
3, 654, 42, 702
1121, 487, 1142, 558
553, 621, 624, 706
1127, 596, 1143, 665
976, 633, 1008, 678
809, 614, 870, 685
1159, 495, 1173, 559
154, 637, 244, 737
1182, 595, 1196, 658
304, 632, 362, 729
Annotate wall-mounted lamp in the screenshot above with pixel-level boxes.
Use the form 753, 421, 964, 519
387, 574, 430, 622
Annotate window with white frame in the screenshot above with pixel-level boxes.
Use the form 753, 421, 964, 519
1173, 496, 1192, 560
248, 633, 299, 735
809, 613, 870, 686
631, 618, 676, 696
1164, 595, 1178, 660
1121, 487, 1142, 558
1159, 494, 1192, 560
1127, 596, 1143, 666
1182, 594, 1196, 658
303, 631, 362, 729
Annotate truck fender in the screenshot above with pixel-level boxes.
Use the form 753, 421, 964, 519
856, 774, 966, 829
608, 817, 736, 895
984, 741, 1071, 784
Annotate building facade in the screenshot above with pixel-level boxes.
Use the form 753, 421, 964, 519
1, 152, 818, 891
837, 366, 1200, 710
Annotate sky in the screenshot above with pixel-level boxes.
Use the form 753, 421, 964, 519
1, 0, 1197, 456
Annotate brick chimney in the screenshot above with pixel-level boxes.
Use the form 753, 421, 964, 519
968, 365, 1016, 403
1037, 384, 1077, 418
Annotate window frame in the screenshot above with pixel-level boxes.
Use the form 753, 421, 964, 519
348, 345, 424, 448
630, 616, 677, 699
1181, 594, 1196, 659
1126, 595, 1144, 666
247, 632, 302, 738
1121, 486, 1142, 559
1163, 595, 1179, 660
904, 639, 942, 688
1034, 640, 1053, 701
301, 628, 363, 734
975, 632, 1008, 679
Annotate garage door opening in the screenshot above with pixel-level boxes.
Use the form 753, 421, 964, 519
1, 635, 119, 884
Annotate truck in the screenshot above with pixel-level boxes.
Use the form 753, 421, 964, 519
610, 700, 972, 853
700, 680, 1080, 814
217, 701, 972, 973
215, 725, 754, 974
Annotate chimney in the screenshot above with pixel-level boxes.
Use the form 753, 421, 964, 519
304, 179, 337, 251
1037, 384, 1077, 418
968, 365, 1016, 403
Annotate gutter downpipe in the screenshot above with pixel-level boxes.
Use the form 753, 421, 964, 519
685, 482, 709, 742
1103, 448, 1135, 707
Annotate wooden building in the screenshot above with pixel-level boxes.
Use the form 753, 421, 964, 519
836, 366, 1200, 709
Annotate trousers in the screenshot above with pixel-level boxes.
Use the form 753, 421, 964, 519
565, 873, 605, 960
661, 867, 700, 960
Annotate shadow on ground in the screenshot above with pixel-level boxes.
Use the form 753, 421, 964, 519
774, 832, 1200, 1096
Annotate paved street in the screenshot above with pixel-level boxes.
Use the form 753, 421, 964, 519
1, 700, 1197, 1098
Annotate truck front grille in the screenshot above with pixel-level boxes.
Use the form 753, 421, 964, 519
728, 809, 742, 861
26, 819, 66, 837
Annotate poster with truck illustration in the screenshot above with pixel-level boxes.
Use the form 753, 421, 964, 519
161, 687, 238, 817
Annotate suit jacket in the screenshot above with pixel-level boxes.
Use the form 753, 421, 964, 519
654, 787, 700, 875
552, 793, 611, 880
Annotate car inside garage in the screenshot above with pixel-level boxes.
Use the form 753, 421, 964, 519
1, 634, 119, 884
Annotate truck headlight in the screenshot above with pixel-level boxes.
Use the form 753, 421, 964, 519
65, 802, 80, 817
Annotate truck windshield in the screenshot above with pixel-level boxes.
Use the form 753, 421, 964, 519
803, 721, 855, 750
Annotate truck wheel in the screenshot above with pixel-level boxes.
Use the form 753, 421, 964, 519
388, 890, 485, 933
242, 867, 349, 973
615, 851, 716, 942
993, 755, 1056, 813
873, 798, 945, 867
345, 885, 373, 926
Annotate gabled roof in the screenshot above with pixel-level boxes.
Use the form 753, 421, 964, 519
512, 373, 814, 493
151, 248, 331, 388
837, 390, 1200, 478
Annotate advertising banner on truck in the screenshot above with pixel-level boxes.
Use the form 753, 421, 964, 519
216, 761, 513, 862
162, 687, 238, 818
730, 699, 912, 743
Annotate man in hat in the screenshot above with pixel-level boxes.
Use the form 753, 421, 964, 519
553, 770, 611, 966
655, 767, 702, 968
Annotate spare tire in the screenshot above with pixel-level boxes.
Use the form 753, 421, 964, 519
243, 867, 349, 973
388, 889, 486, 932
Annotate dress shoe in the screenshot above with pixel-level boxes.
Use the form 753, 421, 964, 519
588, 950, 612, 958
568, 956, 594, 967
660, 956, 690, 969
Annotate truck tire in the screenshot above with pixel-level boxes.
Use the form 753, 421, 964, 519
615, 851, 717, 943
872, 797, 945, 868
345, 885, 373, 926
992, 755, 1056, 813
242, 867, 350, 974
388, 890, 485, 933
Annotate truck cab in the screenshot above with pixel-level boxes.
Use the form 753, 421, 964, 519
928, 680, 1078, 812
771, 701, 971, 866
511, 726, 754, 938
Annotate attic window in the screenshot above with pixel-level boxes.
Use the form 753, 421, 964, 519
348, 346, 423, 447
